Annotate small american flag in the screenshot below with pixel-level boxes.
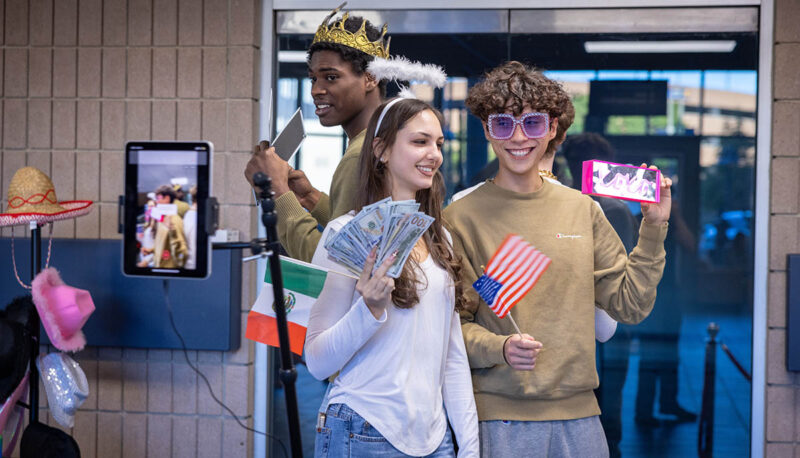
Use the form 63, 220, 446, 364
472, 234, 551, 318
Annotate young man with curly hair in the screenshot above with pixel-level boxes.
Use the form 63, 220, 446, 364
443, 61, 672, 457
244, 9, 388, 262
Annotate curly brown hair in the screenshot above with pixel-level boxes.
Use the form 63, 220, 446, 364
465, 61, 575, 157
355, 98, 466, 312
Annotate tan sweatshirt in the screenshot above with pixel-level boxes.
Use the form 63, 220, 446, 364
274, 130, 365, 262
443, 179, 667, 421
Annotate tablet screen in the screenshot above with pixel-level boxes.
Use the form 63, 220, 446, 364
272, 107, 306, 162
124, 142, 212, 278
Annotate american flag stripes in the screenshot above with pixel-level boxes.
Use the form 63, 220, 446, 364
472, 234, 551, 319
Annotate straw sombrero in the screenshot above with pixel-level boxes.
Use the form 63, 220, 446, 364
0, 167, 92, 227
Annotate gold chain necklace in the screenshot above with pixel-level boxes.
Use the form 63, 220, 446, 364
538, 169, 557, 180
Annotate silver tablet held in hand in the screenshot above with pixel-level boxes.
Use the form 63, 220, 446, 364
272, 107, 307, 162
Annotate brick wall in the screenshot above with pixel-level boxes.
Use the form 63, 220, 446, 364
4, 0, 796, 456
766, 0, 800, 456
0, 0, 262, 457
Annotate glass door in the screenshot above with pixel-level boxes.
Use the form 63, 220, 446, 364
271, 8, 758, 457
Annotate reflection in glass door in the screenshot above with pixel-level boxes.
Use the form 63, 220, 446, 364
271, 9, 757, 457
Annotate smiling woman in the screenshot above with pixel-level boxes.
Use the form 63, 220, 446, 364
355, 98, 455, 309
381, 109, 444, 200
303, 96, 480, 457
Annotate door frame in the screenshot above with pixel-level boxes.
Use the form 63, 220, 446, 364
256, 2, 772, 457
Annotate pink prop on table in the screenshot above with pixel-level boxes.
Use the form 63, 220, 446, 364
581, 160, 661, 204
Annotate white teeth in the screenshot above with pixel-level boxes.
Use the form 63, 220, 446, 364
508, 149, 530, 157
417, 166, 433, 173
316, 104, 330, 109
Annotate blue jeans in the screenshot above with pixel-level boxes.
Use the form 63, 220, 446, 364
315, 403, 455, 457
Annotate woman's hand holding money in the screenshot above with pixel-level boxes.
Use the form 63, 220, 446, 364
356, 247, 398, 319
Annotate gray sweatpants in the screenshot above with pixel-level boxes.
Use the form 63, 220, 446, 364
479, 416, 609, 458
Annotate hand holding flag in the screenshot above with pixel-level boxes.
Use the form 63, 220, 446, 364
503, 334, 542, 371
472, 234, 550, 370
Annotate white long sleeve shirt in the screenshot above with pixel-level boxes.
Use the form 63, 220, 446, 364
305, 214, 479, 457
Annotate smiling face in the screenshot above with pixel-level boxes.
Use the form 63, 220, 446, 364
485, 104, 558, 182
377, 109, 444, 200
308, 50, 376, 130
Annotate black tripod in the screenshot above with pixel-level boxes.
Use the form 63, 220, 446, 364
252, 172, 303, 458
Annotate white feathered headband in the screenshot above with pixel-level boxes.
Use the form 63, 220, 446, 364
367, 56, 448, 136
367, 56, 447, 98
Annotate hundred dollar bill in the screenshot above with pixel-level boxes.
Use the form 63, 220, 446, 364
362, 196, 392, 214
342, 230, 369, 263
380, 201, 421, 255
350, 207, 385, 249
324, 198, 433, 278
387, 200, 419, 216
344, 224, 372, 259
328, 232, 366, 271
324, 228, 337, 249
382, 213, 434, 278
377, 213, 411, 262
326, 251, 362, 276
380, 218, 413, 263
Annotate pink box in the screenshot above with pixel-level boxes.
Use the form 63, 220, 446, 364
581, 160, 661, 204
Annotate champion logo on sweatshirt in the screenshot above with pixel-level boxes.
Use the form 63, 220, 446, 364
556, 233, 582, 239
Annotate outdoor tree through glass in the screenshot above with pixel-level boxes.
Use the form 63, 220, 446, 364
487, 112, 550, 140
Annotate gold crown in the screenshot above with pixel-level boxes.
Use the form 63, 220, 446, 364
311, 3, 390, 59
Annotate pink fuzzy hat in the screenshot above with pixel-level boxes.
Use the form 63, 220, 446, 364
31, 268, 95, 352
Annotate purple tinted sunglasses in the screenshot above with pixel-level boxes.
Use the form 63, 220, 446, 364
487, 112, 550, 140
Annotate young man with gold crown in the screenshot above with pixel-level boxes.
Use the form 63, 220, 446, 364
244, 3, 390, 262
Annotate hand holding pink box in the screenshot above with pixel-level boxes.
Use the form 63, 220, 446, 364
581, 160, 661, 204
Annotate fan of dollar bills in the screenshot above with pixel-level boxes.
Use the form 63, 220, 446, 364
323, 197, 434, 278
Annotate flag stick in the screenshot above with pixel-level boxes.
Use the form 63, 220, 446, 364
507, 314, 523, 337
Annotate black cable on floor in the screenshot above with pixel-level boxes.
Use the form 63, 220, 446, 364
162, 280, 288, 458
